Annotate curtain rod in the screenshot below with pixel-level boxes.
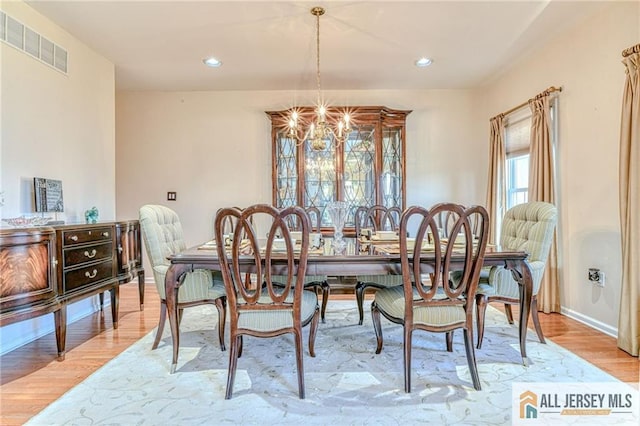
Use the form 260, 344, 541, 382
492, 85, 563, 120
622, 44, 640, 57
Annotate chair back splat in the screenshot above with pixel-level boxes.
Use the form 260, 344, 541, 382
214, 204, 320, 399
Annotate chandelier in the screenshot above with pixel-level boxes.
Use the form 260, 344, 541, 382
287, 6, 352, 151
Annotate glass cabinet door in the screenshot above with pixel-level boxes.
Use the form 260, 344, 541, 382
267, 106, 410, 232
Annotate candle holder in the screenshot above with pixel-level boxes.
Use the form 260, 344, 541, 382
327, 201, 348, 254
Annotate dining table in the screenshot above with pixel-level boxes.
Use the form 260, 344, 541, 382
164, 238, 534, 373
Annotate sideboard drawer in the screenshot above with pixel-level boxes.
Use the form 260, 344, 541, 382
63, 260, 114, 293
62, 228, 112, 246
63, 242, 113, 268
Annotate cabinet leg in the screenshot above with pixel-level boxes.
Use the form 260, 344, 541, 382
110, 286, 119, 329
98, 292, 104, 312
55, 306, 67, 361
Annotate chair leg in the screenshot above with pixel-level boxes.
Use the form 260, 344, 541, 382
320, 281, 330, 323
446, 331, 454, 352
308, 307, 320, 357
371, 301, 384, 354
463, 328, 482, 390
504, 304, 514, 324
152, 302, 167, 350
403, 326, 413, 393
294, 328, 306, 399
355, 281, 366, 325
531, 296, 546, 344
475, 294, 488, 349
215, 297, 227, 351
225, 334, 241, 400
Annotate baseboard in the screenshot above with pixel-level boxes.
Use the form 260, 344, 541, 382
561, 306, 618, 338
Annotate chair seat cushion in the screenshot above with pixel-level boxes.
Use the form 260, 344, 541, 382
154, 267, 226, 303
237, 290, 318, 332
375, 285, 466, 327
357, 274, 404, 286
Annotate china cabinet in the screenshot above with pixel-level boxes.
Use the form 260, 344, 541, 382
266, 106, 410, 231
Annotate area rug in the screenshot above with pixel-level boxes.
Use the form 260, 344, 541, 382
26, 301, 631, 425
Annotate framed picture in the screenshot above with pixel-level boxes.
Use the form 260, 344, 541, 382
34, 177, 64, 213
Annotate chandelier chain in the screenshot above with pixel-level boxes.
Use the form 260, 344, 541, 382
315, 8, 321, 104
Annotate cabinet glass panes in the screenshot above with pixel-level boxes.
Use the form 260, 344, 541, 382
276, 136, 298, 207
267, 106, 410, 232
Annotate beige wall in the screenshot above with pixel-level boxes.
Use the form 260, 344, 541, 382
1, 1, 116, 221
0, 1, 115, 352
116, 89, 486, 251
478, 1, 639, 332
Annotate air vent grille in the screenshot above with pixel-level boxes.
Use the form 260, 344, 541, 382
0, 10, 68, 74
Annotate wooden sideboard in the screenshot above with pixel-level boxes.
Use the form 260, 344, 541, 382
0, 221, 144, 360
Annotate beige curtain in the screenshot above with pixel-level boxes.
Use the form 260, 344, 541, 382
486, 114, 506, 245
528, 93, 561, 313
618, 44, 640, 356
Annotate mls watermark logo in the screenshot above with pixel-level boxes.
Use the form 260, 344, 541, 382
520, 390, 538, 419
513, 382, 639, 425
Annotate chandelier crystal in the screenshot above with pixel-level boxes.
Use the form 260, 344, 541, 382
288, 6, 352, 151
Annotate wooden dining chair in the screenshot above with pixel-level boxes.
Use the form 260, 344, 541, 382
214, 204, 320, 399
139, 205, 226, 353
354, 205, 404, 325
371, 203, 489, 392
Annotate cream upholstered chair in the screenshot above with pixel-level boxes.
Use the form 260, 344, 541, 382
371, 203, 489, 392
215, 204, 320, 399
475, 201, 557, 349
354, 205, 404, 325
139, 204, 226, 352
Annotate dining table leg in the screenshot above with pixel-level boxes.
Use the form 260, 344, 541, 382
165, 264, 187, 374
506, 259, 534, 366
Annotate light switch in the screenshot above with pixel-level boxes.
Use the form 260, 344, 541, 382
167, 192, 177, 201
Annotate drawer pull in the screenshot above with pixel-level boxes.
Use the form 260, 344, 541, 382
85, 269, 98, 279
102, 232, 110, 238
84, 249, 97, 258
70, 235, 78, 242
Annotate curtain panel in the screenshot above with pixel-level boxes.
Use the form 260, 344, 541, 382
528, 94, 561, 314
618, 45, 640, 356
486, 115, 506, 245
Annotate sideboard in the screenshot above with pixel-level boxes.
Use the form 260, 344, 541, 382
0, 221, 144, 360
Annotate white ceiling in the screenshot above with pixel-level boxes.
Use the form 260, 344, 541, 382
24, 1, 607, 92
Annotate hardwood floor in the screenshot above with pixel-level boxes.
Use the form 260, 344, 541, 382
1, 283, 638, 425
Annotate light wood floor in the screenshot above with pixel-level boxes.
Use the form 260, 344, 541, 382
1, 283, 638, 425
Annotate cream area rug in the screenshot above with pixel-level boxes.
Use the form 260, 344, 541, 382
27, 301, 630, 425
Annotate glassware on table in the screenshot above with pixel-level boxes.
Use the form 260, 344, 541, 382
327, 201, 348, 254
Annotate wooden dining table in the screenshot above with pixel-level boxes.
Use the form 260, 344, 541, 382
164, 239, 534, 373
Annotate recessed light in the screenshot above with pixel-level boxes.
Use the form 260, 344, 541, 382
203, 57, 222, 68
415, 57, 433, 67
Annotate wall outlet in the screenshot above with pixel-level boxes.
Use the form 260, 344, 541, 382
588, 268, 605, 287
167, 191, 177, 201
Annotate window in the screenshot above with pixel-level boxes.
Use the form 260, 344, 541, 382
504, 100, 557, 210
507, 154, 529, 209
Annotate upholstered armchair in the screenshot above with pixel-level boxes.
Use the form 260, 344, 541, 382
139, 204, 227, 352
475, 201, 557, 349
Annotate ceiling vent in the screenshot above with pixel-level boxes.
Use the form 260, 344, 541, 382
0, 10, 68, 74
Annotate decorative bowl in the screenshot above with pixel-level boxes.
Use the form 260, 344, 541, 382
2, 216, 52, 227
